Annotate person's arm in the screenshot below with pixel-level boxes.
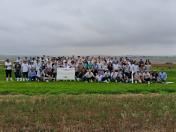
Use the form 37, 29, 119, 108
84, 72, 87, 78
21, 64, 23, 73
110, 73, 113, 77
41, 71, 45, 77
91, 72, 94, 77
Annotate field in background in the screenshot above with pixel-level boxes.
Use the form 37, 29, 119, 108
0, 94, 176, 131
0, 65, 176, 131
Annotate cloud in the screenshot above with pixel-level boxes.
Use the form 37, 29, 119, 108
0, 0, 176, 55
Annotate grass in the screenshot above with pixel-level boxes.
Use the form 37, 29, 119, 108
0, 94, 176, 131
0, 67, 175, 95
0, 66, 176, 131
0, 81, 176, 95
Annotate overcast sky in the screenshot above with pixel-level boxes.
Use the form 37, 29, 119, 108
0, 0, 176, 56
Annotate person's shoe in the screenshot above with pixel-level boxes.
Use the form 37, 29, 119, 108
6, 78, 8, 81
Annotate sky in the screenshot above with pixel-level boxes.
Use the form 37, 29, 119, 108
0, 0, 176, 56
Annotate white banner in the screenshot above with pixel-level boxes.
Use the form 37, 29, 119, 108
56, 68, 75, 80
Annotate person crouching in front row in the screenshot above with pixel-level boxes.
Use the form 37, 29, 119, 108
28, 68, 37, 81
41, 66, 53, 82
158, 71, 167, 83
83, 70, 95, 82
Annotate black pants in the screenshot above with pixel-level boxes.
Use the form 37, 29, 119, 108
83, 77, 94, 82
144, 78, 150, 82
23, 72, 28, 78
29, 76, 36, 81
53, 72, 57, 79
15, 70, 21, 78
5, 70, 12, 78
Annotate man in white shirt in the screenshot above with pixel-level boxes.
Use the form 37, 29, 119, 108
113, 61, 119, 71
111, 70, 118, 82
63, 60, 71, 68
143, 71, 151, 84
83, 70, 95, 82
21, 60, 29, 81
35, 60, 41, 71
5, 59, 13, 81
131, 62, 139, 74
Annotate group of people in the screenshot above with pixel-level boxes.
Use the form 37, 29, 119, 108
4, 55, 167, 83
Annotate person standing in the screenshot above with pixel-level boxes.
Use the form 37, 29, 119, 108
52, 62, 58, 81
14, 61, 21, 81
5, 59, 13, 81
21, 60, 29, 81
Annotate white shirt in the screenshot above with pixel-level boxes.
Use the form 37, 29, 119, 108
96, 74, 103, 82
36, 63, 41, 71
47, 63, 52, 69
131, 64, 139, 73
37, 70, 41, 77
145, 65, 151, 72
5, 62, 12, 70
97, 63, 102, 69
143, 72, 151, 79
104, 71, 110, 77
85, 72, 94, 78
113, 64, 119, 70
22, 63, 29, 72
111, 72, 117, 79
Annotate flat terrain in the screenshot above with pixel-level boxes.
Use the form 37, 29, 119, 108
0, 81, 176, 95
0, 94, 176, 131
0, 66, 175, 131
0, 66, 175, 95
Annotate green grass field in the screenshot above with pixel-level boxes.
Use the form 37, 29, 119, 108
0, 67, 176, 131
0, 67, 175, 95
